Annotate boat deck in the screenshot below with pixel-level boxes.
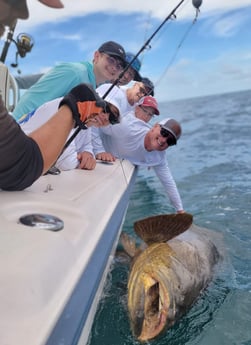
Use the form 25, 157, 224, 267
0, 159, 137, 345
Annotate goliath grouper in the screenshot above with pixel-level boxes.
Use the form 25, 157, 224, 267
120, 213, 220, 342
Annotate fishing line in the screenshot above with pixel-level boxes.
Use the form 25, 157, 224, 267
141, 0, 189, 56
155, 1, 202, 88
139, 10, 153, 66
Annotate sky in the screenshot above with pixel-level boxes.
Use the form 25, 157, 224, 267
1, 0, 251, 101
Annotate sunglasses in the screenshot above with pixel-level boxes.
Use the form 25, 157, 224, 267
102, 53, 124, 72
139, 87, 148, 96
137, 83, 147, 96
105, 102, 120, 125
160, 126, 177, 146
139, 106, 155, 117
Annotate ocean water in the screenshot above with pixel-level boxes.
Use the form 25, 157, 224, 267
88, 89, 251, 345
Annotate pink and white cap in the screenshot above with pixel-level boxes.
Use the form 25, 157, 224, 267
138, 96, 160, 115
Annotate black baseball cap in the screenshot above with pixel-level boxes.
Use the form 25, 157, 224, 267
98, 41, 126, 65
141, 77, 155, 96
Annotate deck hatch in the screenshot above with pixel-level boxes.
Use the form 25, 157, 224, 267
19, 213, 64, 231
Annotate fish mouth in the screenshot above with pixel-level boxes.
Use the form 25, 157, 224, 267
128, 272, 170, 342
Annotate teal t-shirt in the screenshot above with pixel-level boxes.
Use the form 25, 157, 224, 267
13, 61, 96, 121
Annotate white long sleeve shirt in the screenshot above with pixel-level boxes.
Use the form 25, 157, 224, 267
93, 112, 183, 212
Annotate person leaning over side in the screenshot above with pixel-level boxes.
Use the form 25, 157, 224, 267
13, 40, 127, 121
93, 84, 185, 214
119, 77, 155, 114
134, 95, 160, 123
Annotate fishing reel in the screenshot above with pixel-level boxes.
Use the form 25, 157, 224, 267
11, 33, 34, 70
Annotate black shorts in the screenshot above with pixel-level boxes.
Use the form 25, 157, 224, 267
0, 99, 43, 191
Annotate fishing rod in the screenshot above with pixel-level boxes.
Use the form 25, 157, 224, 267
62, 0, 202, 151
0, 20, 17, 63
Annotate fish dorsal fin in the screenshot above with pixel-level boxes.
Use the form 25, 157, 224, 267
134, 213, 193, 245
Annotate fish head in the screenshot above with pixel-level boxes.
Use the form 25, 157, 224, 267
127, 243, 176, 342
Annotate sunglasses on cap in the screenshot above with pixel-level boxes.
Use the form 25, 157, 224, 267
104, 102, 120, 125
160, 126, 177, 146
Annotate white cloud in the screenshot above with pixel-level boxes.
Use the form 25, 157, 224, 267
7, 0, 251, 101
203, 11, 251, 37
21, 0, 251, 31
48, 32, 82, 41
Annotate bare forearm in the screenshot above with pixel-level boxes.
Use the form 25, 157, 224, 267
29, 105, 75, 173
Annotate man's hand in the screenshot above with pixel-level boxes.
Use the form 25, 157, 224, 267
84, 115, 109, 128
59, 83, 106, 129
77, 152, 96, 170
95, 152, 116, 162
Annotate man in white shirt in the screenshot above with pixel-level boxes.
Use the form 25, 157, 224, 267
119, 78, 155, 114
135, 95, 160, 123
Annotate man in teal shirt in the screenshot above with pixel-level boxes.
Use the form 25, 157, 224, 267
13, 41, 126, 120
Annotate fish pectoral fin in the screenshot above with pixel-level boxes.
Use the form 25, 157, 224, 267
134, 213, 193, 244
119, 232, 140, 258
